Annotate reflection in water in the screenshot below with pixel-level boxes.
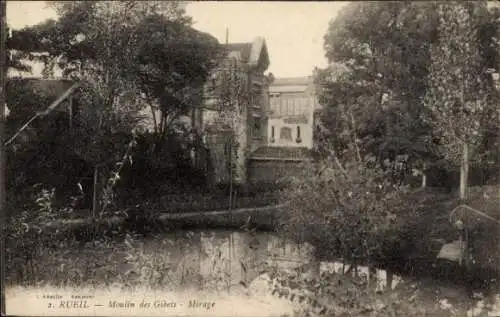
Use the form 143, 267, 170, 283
136, 229, 398, 292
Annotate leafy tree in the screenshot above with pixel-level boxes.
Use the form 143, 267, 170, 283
283, 0, 500, 281
316, 1, 500, 185
7, 1, 222, 213
284, 62, 415, 270
318, 2, 440, 173
278, 147, 414, 276
423, 1, 498, 199
134, 13, 221, 139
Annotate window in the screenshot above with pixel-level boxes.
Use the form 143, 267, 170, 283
280, 98, 287, 116
270, 126, 275, 143
224, 139, 231, 156
296, 126, 302, 143
212, 78, 217, 91
280, 127, 292, 141
253, 117, 262, 138
300, 98, 308, 114
289, 98, 295, 115
270, 95, 280, 114
252, 87, 262, 105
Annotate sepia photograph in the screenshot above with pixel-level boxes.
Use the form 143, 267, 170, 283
1, 1, 500, 316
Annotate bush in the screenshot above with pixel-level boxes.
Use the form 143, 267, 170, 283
266, 266, 470, 317
276, 158, 416, 266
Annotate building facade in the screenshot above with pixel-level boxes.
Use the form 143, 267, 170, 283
267, 76, 318, 149
245, 77, 318, 183
196, 37, 272, 185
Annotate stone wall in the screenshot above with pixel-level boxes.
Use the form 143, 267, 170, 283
247, 159, 306, 183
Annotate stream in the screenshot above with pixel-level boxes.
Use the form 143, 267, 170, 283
6, 228, 500, 316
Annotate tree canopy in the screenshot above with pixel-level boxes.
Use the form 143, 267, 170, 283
315, 1, 500, 183
6, 0, 224, 210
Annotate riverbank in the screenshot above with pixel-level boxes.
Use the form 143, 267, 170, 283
33, 204, 284, 236
6, 186, 499, 295
5, 227, 500, 317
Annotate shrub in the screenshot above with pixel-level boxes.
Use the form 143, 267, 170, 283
277, 157, 416, 267
266, 266, 469, 317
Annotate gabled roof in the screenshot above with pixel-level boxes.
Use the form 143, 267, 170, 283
223, 37, 269, 71
224, 43, 253, 61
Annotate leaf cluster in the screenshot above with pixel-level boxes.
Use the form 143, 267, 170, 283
278, 159, 414, 263
316, 1, 500, 175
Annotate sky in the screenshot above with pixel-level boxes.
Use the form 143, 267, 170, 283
6, 1, 347, 78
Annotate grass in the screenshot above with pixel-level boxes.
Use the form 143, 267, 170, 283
7, 231, 202, 289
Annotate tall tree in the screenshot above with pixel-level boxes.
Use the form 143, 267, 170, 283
134, 13, 221, 139
7, 1, 221, 212
424, 1, 497, 199
317, 1, 499, 184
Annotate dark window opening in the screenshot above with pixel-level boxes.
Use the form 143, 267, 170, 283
296, 126, 302, 143
253, 118, 262, 138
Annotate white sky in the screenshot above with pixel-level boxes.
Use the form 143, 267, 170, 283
6, 1, 347, 78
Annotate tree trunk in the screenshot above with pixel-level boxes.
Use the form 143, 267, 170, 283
459, 142, 469, 201
68, 95, 73, 132
92, 165, 99, 218
150, 105, 158, 134
458, 143, 469, 268
386, 269, 394, 291
368, 265, 377, 287
421, 163, 427, 188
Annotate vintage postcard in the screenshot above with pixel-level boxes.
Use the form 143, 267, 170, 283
2, 1, 500, 316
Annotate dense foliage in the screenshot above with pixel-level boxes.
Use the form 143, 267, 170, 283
315, 1, 500, 186
279, 1, 500, 289
278, 158, 416, 269
5, 3, 500, 315
424, 2, 500, 198
6, 1, 223, 213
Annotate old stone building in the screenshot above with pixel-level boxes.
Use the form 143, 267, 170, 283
196, 54, 323, 185
195, 37, 272, 185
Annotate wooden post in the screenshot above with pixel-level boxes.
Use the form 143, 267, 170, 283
386, 270, 393, 291
459, 142, 469, 201
0, 0, 7, 313
92, 165, 99, 218
191, 108, 197, 168
421, 163, 427, 188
